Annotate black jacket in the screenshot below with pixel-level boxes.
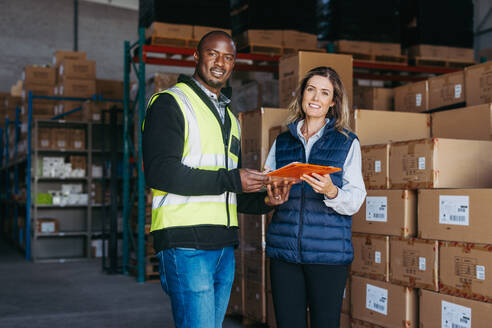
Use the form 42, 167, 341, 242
142, 75, 271, 252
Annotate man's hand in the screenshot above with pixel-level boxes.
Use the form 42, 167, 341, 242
239, 168, 270, 193
300, 173, 338, 199
264, 179, 295, 206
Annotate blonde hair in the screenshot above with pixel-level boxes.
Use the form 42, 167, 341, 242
287, 66, 351, 137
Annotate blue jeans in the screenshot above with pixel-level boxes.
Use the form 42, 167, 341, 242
157, 247, 235, 328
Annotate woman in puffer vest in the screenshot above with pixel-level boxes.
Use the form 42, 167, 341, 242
264, 66, 367, 328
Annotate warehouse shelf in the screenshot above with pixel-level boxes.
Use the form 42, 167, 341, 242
34, 257, 91, 264
36, 232, 88, 238
35, 204, 90, 208
36, 177, 88, 181
37, 149, 89, 154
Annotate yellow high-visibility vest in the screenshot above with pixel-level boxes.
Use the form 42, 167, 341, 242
147, 82, 240, 231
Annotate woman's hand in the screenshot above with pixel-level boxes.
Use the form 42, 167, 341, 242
300, 173, 338, 199
264, 179, 295, 206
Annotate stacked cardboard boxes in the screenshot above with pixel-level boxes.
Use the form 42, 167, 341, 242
22, 65, 57, 120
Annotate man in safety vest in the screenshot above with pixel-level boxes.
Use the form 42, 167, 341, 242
142, 31, 292, 328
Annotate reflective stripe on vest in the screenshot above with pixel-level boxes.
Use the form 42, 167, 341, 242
148, 83, 240, 231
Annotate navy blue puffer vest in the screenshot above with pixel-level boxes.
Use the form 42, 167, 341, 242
266, 120, 357, 264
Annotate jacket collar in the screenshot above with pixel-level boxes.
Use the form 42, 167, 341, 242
287, 118, 336, 139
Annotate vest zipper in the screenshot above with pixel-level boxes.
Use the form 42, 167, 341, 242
225, 144, 230, 228
298, 142, 308, 262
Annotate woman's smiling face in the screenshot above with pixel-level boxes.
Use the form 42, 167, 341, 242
301, 75, 335, 119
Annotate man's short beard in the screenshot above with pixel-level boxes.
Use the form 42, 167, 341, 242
198, 69, 224, 89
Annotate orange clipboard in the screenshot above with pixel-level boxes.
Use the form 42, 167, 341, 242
266, 163, 341, 180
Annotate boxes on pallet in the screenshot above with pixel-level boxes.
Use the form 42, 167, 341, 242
234, 29, 283, 50
428, 71, 465, 110
55, 79, 96, 98
96, 79, 124, 99
52, 128, 69, 150
22, 83, 55, 102
362, 143, 389, 189
279, 52, 353, 108
372, 43, 401, 57
351, 276, 418, 328
389, 237, 439, 291
147, 72, 180, 95
389, 138, 492, 189
145, 22, 193, 42
342, 278, 350, 314
351, 233, 389, 282
352, 110, 430, 146
52, 50, 86, 67
38, 128, 52, 149
58, 59, 96, 80
69, 129, 86, 150
69, 155, 86, 173
440, 242, 492, 303
22, 66, 56, 85
352, 190, 417, 238
359, 88, 394, 111
432, 103, 492, 141
334, 40, 373, 56
282, 30, 318, 51
239, 107, 290, 170
418, 189, 492, 244
465, 61, 492, 106
37, 218, 58, 233
420, 289, 492, 327
231, 80, 278, 114
394, 80, 429, 112
192, 25, 231, 42
407, 45, 474, 62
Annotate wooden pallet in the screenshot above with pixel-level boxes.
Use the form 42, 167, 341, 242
282, 47, 326, 55
338, 51, 408, 66
150, 35, 194, 49
410, 56, 475, 68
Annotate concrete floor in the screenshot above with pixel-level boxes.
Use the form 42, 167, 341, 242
0, 237, 254, 328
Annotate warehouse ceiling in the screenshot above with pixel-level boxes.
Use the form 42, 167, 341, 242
81, 0, 138, 10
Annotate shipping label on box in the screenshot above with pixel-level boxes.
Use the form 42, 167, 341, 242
362, 144, 389, 189
432, 104, 492, 141
390, 237, 439, 291
353, 110, 430, 146
353, 190, 416, 237
351, 276, 418, 328
428, 71, 465, 110
352, 233, 389, 281
439, 242, 492, 302
389, 138, 492, 189
394, 80, 429, 112
420, 289, 492, 328
418, 189, 492, 244
465, 61, 492, 107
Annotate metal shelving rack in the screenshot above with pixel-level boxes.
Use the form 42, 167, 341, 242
0, 93, 123, 263
122, 27, 464, 283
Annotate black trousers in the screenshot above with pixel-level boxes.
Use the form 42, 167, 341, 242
270, 258, 349, 328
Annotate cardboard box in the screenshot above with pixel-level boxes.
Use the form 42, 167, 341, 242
353, 190, 417, 238
52, 50, 86, 67
69, 155, 86, 172
22, 83, 55, 101
372, 43, 401, 57
90, 182, 103, 204
447, 46, 475, 62
37, 218, 58, 233
55, 79, 96, 98
279, 51, 353, 108
394, 80, 429, 112
428, 71, 465, 110
69, 129, 86, 150
352, 233, 390, 281
96, 79, 124, 100
351, 276, 418, 328
420, 289, 492, 327
362, 143, 390, 189
440, 242, 492, 303
148, 72, 180, 94
342, 278, 350, 314
38, 128, 52, 149
431, 103, 492, 141
389, 138, 492, 189
389, 237, 439, 291
478, 46, 492, 61
235, 29, 283, 49
465, 61, 492, 106
418, 189, 492, 244
353, 110, 430, 146
360, 88, 394, 111
407, 44, 447, 59
192, 25, 231, 41
244, 280, 266, 323
351, 319, 384, 328
232, 80, 279, 114
23, 66, 56, 85
239, 107, 291, 170
145, 22, 193, 40
53, 128, 69, 150
59, 59, 96, 80
340, 313, 351, 328
334, 40, 373, 55
282, 30, 318, 50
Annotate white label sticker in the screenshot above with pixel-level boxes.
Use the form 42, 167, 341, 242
442, 300, 471, 328
41, 140, 49, 147
366, 197, 387, 222
418, 157, 426, 170
343, 287, 346, 299
375, 251, 381, 264
375, 160, 381, 173
476, 265, 485, 280
41, 222, 55, 233
455, 84, 462, 98
366, 284, 388, 315
439, 195, 470, 226
75, 141, 82, 149
419, 257, 426, 271
416, 93, 422, 107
